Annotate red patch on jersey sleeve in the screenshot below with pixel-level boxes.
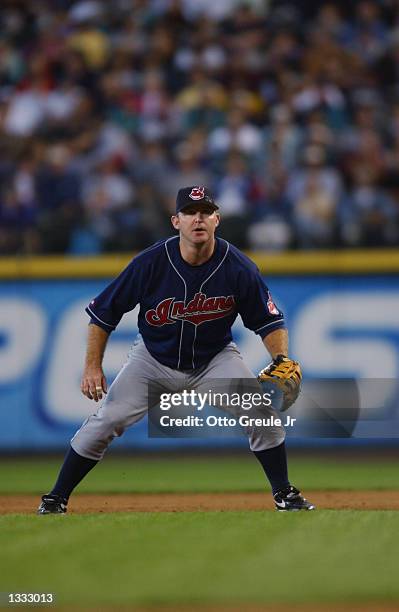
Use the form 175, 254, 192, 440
267, 297, 279, 315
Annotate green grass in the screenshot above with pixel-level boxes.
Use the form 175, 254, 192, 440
0, 455, 398, 494
1, 455, 398, 608
1, 511, 398, 607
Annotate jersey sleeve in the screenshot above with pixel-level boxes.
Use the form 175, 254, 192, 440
236, 266, 285, 338
85, 258, 144, 332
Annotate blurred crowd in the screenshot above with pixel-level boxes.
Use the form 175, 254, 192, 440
1, 0, 399, 254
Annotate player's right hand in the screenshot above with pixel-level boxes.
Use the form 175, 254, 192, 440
81, 366, 108, 402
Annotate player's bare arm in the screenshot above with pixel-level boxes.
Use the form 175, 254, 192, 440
81, 323, 109, 402
262, 328, 289, 359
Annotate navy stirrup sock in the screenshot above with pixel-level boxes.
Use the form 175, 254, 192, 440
51, 446, 98, 501
253, 441, 290, 495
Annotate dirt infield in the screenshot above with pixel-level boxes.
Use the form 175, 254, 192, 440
1, 490, 399, 514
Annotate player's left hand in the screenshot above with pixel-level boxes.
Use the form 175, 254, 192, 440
258, 355, 302, 412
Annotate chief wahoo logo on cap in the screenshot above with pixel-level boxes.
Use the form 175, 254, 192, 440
189, 186, 205, 200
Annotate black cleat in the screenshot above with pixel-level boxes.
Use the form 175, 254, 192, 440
274, 485, 315, 512
37, 494, 68, 515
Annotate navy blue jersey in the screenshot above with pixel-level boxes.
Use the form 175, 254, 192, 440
86, 236, 285, 370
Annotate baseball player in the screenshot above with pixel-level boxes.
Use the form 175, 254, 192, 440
38, 186, 315, 514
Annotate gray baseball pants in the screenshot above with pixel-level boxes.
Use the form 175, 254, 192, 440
71, 337, 285, 460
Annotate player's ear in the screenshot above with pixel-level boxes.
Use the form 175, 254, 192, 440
171, 215, 179, 230
215, 212, 220, 227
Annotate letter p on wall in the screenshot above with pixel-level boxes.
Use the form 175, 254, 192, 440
0, 298, 46, 383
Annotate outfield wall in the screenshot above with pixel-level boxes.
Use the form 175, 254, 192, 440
1, 250, 399, 451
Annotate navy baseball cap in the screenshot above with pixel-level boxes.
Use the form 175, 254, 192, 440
175, 186, 219, 214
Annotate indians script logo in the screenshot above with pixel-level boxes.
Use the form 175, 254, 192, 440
145, 292, 236, 326
189, 186, 205, 200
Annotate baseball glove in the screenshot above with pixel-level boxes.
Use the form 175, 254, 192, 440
258, 355, 302, 412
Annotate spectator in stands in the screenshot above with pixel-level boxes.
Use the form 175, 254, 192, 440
208, 108, 263, 159
214, 151, 252, 248
287, 145, 343, 248
340, 165, 398, 247
35, 144, 82, 253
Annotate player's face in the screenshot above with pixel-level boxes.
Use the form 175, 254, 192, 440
171, 205, 220, 244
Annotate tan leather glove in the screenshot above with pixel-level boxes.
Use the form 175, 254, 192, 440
258, 355, 302, 412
